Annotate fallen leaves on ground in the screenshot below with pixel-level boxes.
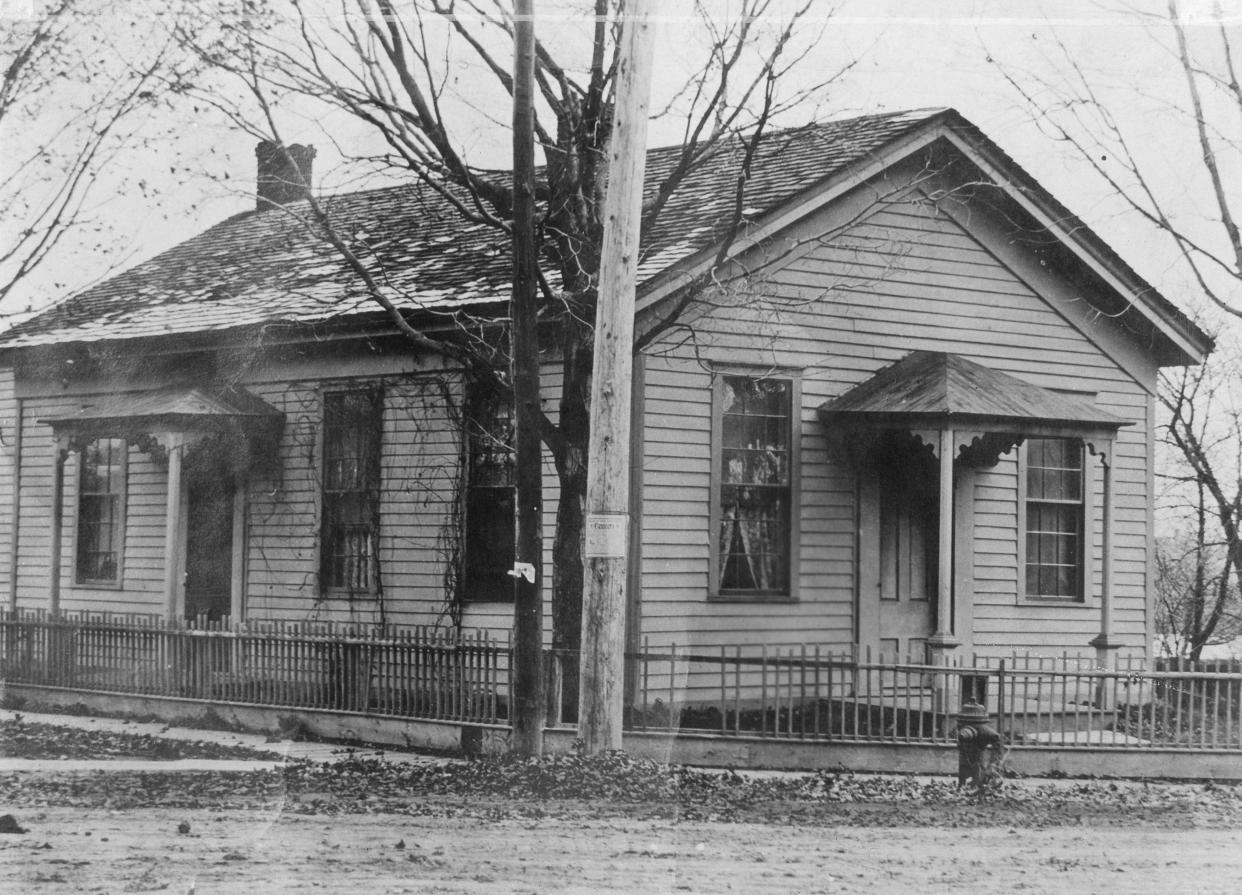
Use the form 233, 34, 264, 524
0, 718, 281, 761
1, 750, 1240, 830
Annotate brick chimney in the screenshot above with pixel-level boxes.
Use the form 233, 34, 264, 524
255, 141, 316, 209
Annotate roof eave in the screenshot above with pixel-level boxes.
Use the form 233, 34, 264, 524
938, 114, 1213, 366
637, 110, 1212, 368
816, 408, 1130, 439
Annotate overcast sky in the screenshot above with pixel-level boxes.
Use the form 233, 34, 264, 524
4, 0, 1238, 329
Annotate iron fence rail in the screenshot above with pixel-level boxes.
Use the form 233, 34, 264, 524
621, 642, 1242, 751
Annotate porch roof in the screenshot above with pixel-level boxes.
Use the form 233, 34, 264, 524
39, 385, 284, 438
816, 351, 1130, 437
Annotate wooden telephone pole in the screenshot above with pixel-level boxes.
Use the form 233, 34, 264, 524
578, 0, 656, 753
510, 0, 545, 756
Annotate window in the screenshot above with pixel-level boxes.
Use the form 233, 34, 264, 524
321, 390, 382, 594
1024, 437, 1084, 600
76, 438, 126, 585
714, 375, 795, 597
463, 382, 515, 602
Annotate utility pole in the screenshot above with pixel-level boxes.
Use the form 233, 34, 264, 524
510, 0, 545, 756
578, 0, 656, 753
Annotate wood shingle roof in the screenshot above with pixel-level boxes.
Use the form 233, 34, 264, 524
0, 108, 1210, 364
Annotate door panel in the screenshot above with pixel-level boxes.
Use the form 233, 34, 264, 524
184, 449, 234, 623
876, 467, 936, 663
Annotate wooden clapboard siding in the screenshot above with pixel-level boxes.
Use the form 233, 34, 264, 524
0, 366, 14, 602
10, 393, 166, 615
638, 181, 1158, 657
241, 363, 468, 626
241, 378, 321, 618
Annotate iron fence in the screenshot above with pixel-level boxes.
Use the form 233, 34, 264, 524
619, 642, 1242, 751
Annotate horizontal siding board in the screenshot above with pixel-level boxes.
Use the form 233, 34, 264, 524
640, 182, 1156, 657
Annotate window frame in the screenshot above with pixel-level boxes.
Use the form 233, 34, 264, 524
318, 388, 384, 598
72, 437, 127, 589
1017, 436, 1095, 606
461, 379, 516, 603
708, 368, 801, 602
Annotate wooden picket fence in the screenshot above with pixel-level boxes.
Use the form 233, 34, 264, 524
0, 610, 508, 725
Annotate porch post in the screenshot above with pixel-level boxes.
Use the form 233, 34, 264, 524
1089, 449, 1120, 706
48, 437, 69, 616
162, 434, 186, 622
928, 428, 960, 713
230, 475, 247, 623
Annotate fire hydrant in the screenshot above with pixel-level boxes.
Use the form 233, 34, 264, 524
954, 701, 1002, 787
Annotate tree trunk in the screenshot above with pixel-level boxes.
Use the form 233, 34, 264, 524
550, 323, 592, 722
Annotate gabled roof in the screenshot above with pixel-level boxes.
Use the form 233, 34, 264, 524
818, 351, 1129, 434
0, 108, 1212, 366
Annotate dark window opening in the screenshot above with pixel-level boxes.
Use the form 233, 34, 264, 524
463, 381, 515, 602
321, 390, 382, 594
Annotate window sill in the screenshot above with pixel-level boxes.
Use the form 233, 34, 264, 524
1018, 595, 1090, 607
318, 590, 380, 601
708, 593, 799, 604
69, 580, 124, 591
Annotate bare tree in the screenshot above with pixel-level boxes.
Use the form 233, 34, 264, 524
994, 1, 1242, 658
992, 0, 1242, 321
0, 0, 200, 313
1155, 526, 1242, 660
1158, 344, 1242, 658
173, 0, 844, 717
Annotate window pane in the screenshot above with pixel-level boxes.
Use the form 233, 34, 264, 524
1025, 438, 1084, 599
718, 376, 793, 596
76, 438, 125, 583
321, 392, 382, 593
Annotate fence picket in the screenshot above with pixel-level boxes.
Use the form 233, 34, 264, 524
3, 611, 1241, 751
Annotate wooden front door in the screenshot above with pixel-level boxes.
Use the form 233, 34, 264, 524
184, 449, 234, 622
875, 453, 938, 664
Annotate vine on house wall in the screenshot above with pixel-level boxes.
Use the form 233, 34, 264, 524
244, 366, 473, 634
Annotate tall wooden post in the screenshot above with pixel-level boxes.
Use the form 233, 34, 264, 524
930, 428, 959, 647
578, 0, 656, 754
48, 437, 68, 616
163, 435, 186, 621
1090, 448, 1120, 707
8, 397, 22, 612
928, 428, 960, 713
509, 0, 545, 756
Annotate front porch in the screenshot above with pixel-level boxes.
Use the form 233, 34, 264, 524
820, 351, 1133, 670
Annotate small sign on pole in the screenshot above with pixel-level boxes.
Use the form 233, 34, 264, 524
585, 513, 628, 558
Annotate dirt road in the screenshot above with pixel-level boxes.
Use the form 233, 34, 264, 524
2, 806, 1240, 894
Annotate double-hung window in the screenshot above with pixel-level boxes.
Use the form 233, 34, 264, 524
463, 382, 515, 602
1024, 437, 1085, 600
713, 374, 796, 598
75, 438, 126, 585
321, 390, 382, 595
